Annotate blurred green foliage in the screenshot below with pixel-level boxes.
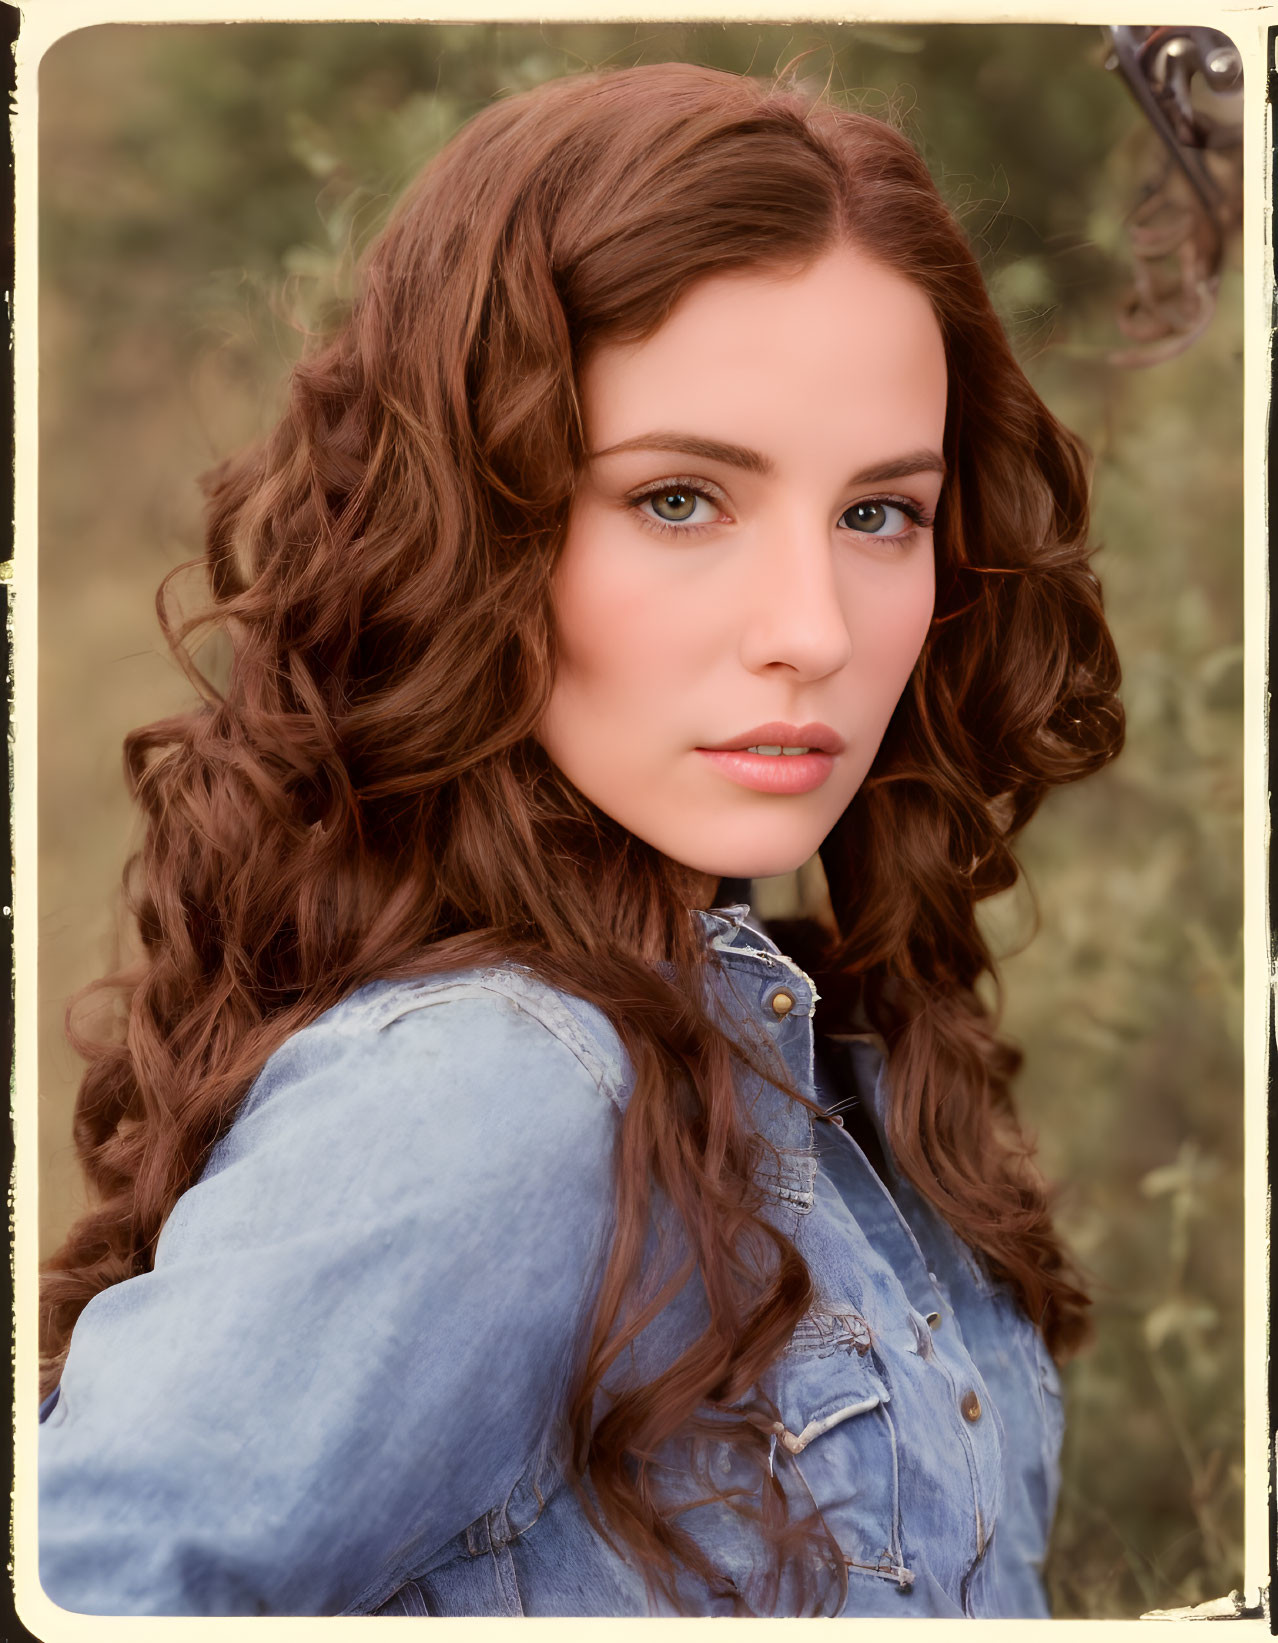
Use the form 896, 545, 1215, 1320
37, 21, 1244, 1620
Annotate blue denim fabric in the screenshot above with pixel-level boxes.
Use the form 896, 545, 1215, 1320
39, 905, 1062, 1617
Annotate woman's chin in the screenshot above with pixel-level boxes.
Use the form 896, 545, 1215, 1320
672, 852, 819, 890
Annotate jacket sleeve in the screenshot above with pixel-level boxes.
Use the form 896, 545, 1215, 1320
38, 982, 624, 1616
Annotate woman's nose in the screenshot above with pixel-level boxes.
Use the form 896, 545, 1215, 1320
737, 519, 854, 681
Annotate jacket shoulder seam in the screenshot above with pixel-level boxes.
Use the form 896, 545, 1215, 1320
330, 969, 628, 1112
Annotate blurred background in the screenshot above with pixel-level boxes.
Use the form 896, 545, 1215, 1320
37, 22, 1245, 1619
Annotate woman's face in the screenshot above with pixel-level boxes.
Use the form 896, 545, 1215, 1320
538, 244, 947, 890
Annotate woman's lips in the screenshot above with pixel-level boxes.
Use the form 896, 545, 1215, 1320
695, 747, 836, 795
695, 720, 842, 794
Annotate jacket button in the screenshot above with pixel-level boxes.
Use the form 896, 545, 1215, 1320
925, 1311, 942, 1330
770, 989, 795, 1018
960, 1389, 982, 1422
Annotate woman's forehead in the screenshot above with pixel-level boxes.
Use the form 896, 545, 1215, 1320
579, 248, 947, 464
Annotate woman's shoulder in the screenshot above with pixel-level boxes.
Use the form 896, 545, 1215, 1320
205, 963, 631, 1181
175, 963, 630, 1267
319, 964, 631, 1111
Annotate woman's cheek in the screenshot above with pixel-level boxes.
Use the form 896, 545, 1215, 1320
844, 552, 935, 701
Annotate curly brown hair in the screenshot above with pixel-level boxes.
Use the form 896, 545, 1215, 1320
41, 61, 1123, 1614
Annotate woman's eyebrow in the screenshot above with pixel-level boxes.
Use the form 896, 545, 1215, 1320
591, 432, 773, 473
590, 432, 946, 486
852, 450, 947, 485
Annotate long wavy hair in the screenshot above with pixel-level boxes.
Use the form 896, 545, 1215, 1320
42, 61, 1123, 1614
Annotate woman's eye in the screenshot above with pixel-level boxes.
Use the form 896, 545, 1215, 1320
636, 487, 719, 527
841, 499, 915, 537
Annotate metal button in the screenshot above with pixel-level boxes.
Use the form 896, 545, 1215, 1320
925, 1311, 942, 1330
769, 989, 795, 1018
960, 1389, 982, 1422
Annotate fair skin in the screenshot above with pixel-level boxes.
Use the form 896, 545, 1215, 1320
538, 243, 948, 905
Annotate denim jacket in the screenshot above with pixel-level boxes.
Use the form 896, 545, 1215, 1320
39, 905, 1063, 1617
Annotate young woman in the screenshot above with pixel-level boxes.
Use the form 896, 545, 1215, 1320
38, 60, 1123, 1618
